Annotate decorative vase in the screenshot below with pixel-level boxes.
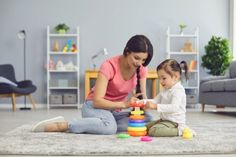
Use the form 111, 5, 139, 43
180, 29, 184, 35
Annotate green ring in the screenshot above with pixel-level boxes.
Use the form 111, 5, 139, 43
117, 133, 130, 138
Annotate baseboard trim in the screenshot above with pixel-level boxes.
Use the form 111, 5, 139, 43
0, 103, 83, 109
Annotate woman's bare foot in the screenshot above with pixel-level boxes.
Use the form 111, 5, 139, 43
32, 116, 66, 132
44, 122, 69, 132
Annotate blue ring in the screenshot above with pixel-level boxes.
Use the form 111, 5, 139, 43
128, 122, 146, 127
129, 119, 145, 123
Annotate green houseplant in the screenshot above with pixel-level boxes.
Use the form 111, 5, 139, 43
54, 23, 70, 34
201, 36, 232, 76
179, 23, 187, 34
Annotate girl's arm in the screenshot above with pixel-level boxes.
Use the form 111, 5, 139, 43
136, 94, 161, 110
92, 72, 131, 110
146, 101, 157, 109
157, 92, 184, 112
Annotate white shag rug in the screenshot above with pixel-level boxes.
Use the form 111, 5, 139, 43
0, 119, 236, 156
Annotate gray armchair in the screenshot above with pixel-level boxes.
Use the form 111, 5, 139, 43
0, 64, 37, 111
199, 60, 236, 112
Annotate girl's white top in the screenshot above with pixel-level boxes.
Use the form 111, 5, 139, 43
153, 81, 186, 136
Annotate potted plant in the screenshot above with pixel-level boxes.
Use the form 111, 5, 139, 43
201, 36, 233, 76
54, 23, 70, 34
179, 23, 187, 35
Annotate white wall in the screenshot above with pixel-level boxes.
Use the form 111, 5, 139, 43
230, 0, 236, 59
0, 0, 230, 105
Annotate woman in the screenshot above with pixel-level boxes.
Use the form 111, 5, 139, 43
32, 35, 154, 134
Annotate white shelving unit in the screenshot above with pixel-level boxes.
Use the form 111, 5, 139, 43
166, 27, 199, 105
46, 26, 80, 109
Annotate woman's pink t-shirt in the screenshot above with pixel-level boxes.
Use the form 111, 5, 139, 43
86, 55, 148, 102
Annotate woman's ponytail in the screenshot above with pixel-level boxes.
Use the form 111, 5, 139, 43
136, 66, 143, 99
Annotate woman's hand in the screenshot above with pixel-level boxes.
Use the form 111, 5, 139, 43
122, 93, 143, 109
124, 96, 138, 108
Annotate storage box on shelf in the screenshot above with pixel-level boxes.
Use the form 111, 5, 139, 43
46, 26, 80, 109
166, 27, 199, 106
63, 94, 77, 104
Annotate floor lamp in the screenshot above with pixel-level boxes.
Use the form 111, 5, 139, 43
91, 48, 109, 70
17, 30, 31, 110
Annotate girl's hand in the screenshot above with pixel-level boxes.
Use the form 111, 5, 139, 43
146, 102, 157, 109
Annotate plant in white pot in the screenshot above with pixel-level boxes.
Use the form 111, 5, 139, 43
201, 36, 233, 76
54, 23, 70, 34
179, 23, 187, 35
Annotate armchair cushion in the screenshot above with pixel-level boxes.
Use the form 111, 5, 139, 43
200, 78, 236, 92
0, 64, 37, 111
225, 78, 236, 91
0, 76, 17, 86
17, 80, 33, 87
200, 76, 229, 84
0, 64, 37, 95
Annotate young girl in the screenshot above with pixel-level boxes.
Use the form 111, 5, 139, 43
144, 59, 189, 137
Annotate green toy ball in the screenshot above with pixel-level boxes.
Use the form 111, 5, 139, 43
117, 133, 130, 139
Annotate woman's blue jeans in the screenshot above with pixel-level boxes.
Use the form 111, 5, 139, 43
68, 100, 154, 134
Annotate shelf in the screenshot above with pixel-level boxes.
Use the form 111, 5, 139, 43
49, 70, 77, 72
168, 52, 198, 55
49, 104, 78, 107
183, 86, 198, 89
49, 87, 78, 89
47, 25, 80, 109
49, 52, 77, 55
168, 34, 197, 38
189, 70, 198, 73
167, 26, 199, 105
49, 34, 78, 37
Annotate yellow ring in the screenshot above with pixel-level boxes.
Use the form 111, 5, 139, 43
127, 127, 147, 132
131, 110, 144, 115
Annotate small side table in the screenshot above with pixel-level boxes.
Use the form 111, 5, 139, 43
85, 70, 160, 99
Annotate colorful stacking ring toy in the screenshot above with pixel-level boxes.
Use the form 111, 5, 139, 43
127, 102, 147, 137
